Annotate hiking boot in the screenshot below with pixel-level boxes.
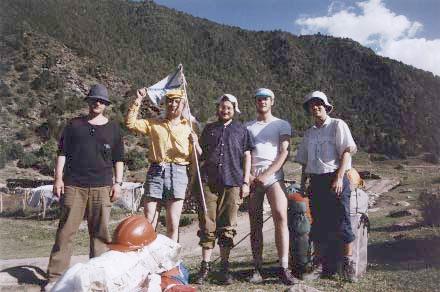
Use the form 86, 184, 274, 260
41, 280, 57, 292
218, 261, 234, 285
279, 268, 299, 285
249, 268, 264, 284
194, 261, 210, 285
293, 264, 320, 281
341, 256, 357, 282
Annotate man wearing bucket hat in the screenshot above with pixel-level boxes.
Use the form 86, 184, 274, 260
246, 88, 297, 285
45, 84, 124, 290
295, 90, 357, 281
190, 94, 253, 285
126, 87, 194, 242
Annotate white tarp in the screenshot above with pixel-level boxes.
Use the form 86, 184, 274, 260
28, 185, 57, 208
350, 188, 369, 215
113, 182, 144, 212
27, 183, 144, 212
52, 234, 181, 292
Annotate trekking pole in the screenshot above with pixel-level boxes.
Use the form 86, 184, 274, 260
212, 213, 273, 263
180, 66, 207, 213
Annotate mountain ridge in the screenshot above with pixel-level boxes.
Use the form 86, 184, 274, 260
1, 0, 439, 175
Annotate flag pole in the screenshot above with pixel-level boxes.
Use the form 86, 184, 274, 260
179, 65, 207, 213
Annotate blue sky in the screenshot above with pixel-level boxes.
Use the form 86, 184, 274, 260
154, 0, 440, 76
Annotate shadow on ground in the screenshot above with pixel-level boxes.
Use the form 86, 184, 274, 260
0, 265, 47, 287
189, 260, 284, 285
369, 236, 440, 271
370, 222, 422, 232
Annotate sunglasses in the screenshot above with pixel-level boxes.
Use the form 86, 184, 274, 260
88, 98, 110, 106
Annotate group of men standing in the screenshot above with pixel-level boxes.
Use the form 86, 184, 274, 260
44, 83, 357, 289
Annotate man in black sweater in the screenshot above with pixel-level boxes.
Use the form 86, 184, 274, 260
45, 84, 124, 289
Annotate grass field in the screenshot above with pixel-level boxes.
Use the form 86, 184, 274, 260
1, 153, 440, 291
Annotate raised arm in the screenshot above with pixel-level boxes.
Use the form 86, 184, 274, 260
125, 88, 150, 134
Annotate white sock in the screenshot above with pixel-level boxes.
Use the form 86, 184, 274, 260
280, 257, 289, 269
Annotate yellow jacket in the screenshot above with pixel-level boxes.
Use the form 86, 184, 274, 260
125, 101, 193, 165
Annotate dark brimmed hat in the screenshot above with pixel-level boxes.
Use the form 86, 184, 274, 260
85, 84, 111, 104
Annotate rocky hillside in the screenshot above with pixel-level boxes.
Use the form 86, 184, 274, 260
1, 0, 440, 176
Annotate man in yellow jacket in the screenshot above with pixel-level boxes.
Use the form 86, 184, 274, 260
126, 88, 194, 242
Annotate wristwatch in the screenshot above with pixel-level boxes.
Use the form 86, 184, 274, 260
115, 181, 123, 186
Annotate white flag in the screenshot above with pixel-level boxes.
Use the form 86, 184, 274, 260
146, 65, 197, 124
146, 65, 185, 106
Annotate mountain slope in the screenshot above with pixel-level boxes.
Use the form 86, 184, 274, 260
1, 0, 440, 161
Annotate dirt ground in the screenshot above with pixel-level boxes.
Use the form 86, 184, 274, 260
0, 210, 274, 291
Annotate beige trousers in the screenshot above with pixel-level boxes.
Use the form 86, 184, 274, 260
47, 186, 112, 280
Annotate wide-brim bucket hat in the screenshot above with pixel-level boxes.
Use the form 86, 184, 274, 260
303, 91, 333, 114
85, 84, 111, 104
216, 93, 241, 113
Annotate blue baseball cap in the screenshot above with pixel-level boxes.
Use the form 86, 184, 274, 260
255, 88, 275, 99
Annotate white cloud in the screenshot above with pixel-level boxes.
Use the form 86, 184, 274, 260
295, 0, 440, 76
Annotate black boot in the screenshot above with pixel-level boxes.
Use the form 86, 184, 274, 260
218, 261, 234, 285
194, 261, 210, 285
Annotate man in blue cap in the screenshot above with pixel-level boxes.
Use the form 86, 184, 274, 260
246, 88, 297, 285
45, 84, 124, 290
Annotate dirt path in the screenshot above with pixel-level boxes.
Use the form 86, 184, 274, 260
0, 211, 276, 291
0, 178, 397, 290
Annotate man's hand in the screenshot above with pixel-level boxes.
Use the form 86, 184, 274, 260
110, 184, 122, 202
53, 178, 64, 198
136, 88, 147, 103
331, 176, 344, 198
254, 173, 269, 187
189, 131, 199, 145
240, 183, 250, 198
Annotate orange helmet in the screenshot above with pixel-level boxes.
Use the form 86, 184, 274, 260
108, 215, 157, 252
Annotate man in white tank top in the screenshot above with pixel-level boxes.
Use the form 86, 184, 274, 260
246, 88, 297, 285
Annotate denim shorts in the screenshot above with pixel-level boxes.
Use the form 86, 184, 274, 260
144, 163, 189, 200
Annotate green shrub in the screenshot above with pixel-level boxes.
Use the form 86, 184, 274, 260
65, 94, 83, 112
17, 152, 38, 168
16, 127, 32, 140
0, 82, 12, 97
0, 147, 6, 169
7, 143, 24, 160
19, 69, 30, 81
16, 104, 30, 117
125, 149, 148, 171
419, 190, 440, 226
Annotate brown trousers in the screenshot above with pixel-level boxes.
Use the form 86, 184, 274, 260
47, 186, 112, 280
197, 184, 242, 249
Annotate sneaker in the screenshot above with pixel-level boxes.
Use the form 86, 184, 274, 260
293, 264, 320, 281
279, 268, 299, 285
194, 261, 210, 285
249, 268, 264, 284
341, 256, 357, 283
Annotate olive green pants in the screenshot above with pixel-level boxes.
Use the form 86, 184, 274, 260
197, 184, 242, 249
47, 186, 112, 280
